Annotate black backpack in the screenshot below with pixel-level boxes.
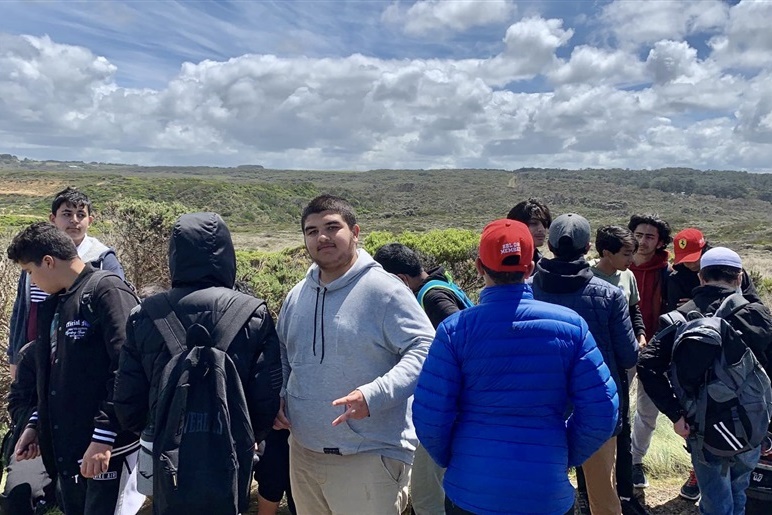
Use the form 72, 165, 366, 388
664, 294, 772, 464
143, 293, 262, 515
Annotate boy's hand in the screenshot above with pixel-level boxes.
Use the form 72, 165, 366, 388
637, 335, 647, 348
15, 427, 40, 461
673, 416, 690, 438
273, 397, 291, 430
331, 389, 370, 426
81, 442, 112, 478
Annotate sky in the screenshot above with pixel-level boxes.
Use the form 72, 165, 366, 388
1, 0, 771, 171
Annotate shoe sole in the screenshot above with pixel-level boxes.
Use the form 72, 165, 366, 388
678, 491, 700, 501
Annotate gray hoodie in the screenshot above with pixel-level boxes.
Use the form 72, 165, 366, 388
277, 249, 434, 464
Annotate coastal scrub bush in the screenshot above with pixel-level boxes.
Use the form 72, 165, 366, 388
100, 199, 188, 290
363, 228, 481, 299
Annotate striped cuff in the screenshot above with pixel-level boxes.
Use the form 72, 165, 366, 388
26, 410, 39, 429
92, 427, 117, 445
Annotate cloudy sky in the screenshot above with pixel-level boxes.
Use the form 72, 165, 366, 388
1, 0, 770, 171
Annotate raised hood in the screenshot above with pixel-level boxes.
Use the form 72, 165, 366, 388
169, 212, 236, 288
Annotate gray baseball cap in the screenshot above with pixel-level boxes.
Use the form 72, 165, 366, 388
548, 213, 591, 255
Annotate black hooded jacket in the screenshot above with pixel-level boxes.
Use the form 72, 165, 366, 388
114, 213, 282, 445
638, 283, 772, 423
667, 263, 757, 312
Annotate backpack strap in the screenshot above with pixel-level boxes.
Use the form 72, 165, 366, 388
210, 296, 264, 353
713, 293, 750, 320
417, 279, 473, 310
141, 293, 187, 355
80, 270, 127, 326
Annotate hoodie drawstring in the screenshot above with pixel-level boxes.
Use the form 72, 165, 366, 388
320, 288, 327, 364
312, 287, 328, 364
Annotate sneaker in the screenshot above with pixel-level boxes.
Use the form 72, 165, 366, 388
679, 469, 700, 501
621, 496, 650, 515
632, 464, 649, 488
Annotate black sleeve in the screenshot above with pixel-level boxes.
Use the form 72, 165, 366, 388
8, 342, 38, 425
629, 303, 646, 338
637, 321, 683, 423
423, 289, 462, 329
731, 304, 772, 374
741, 269, 759, 299
91, 279, 140, 442
114, 311, 151, 434
245, 304, 283, 443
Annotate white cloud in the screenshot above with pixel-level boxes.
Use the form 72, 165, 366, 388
4, 1, 772, 172
548, 45, 645, 86
710, 0, 772, 70
600, 0, 728, 49
384, 0, 515, 36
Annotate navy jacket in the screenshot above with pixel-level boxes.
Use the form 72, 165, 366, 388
413, 283, 618, 515
532, 257, 638, 433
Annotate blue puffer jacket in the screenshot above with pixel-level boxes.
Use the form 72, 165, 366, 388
413, 283, 618, 515
532, 258, 638, 434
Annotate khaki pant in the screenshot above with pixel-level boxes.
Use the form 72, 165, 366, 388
410, 444, 445, 515
583, 437, 621, 515
632, 376, 660, 465
289, 435, 411, 515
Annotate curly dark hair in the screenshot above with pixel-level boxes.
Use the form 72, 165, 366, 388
628, 214, 672, 247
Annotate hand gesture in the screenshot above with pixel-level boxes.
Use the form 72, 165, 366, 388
80, 442, 112, 478
331, 389, 370, 426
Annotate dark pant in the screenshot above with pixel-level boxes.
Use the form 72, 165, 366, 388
616, 371, 633, 498
445, 497, 574, 515
254, 429, 296, 514
57, 452, 132, 515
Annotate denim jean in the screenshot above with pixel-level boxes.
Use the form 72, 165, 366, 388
691, 445, 761, 515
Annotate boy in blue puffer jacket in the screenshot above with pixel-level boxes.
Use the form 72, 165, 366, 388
413, 219, 619, 515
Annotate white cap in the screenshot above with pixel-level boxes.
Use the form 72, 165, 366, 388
700, 247, 742, 270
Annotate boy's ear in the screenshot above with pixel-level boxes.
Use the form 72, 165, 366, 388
42, 255, 56, 268
48, 213, 56, 223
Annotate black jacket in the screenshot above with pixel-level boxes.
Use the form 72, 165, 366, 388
113, 213, 282, 445
638, 284, 772, 423
32, 266, 139, 477
667, 264, 757, 312
420, 267, 467, 329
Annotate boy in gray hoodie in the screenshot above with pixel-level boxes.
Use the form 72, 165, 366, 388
274, 194, 434, 515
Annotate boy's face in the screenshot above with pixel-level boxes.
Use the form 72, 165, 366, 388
303, 211, 359, 273
20, 257, 61, 294
527, 219, 547, 247
50, 202, 93, 246
632, 223, 662, 259
605, 243, 636, 272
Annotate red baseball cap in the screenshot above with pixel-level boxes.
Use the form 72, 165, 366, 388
479, 219, 534, 273
673, 228, 706, 265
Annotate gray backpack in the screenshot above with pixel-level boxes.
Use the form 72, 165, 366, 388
666, 294, 772, 463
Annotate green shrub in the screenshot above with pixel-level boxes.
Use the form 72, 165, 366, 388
236, 247, 311, 316
100, 199, 188, 290
363, 228, 482, 300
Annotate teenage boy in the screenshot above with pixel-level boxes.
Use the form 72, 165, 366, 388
507, 198, 552, 265
590, 226, 648, 515
413, 218, 618, 515
628, 213, 672, 489
274, 195, 435, 515
666, 227, 761, 501
638, 247, 772, 515
668, 227, 757, 310
114, 212, 282, 515
532, 214, 638, 515
8, 222, 143, 515
8, 186, 124, 378
374, 242, 472, 515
